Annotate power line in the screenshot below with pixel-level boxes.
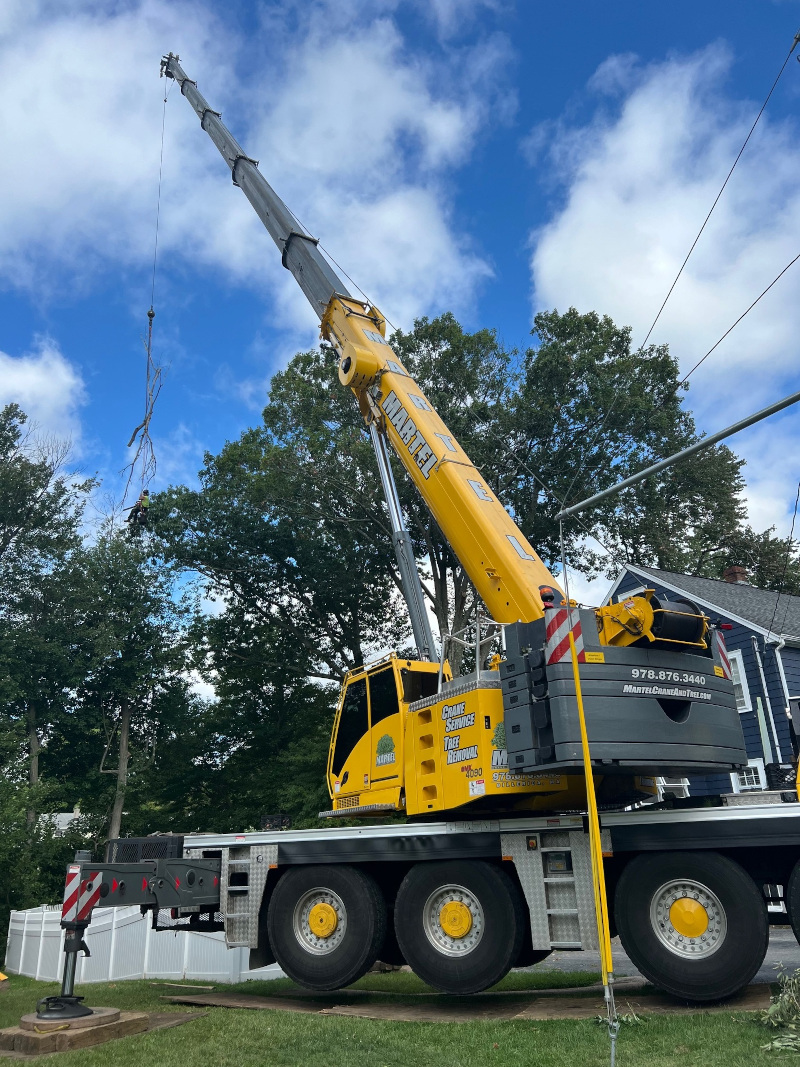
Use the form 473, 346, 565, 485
637, 32, 800, 354
679, 250, 800, 384
560, 30, 800, 509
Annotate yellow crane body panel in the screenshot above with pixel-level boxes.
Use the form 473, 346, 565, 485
322, 297, 562, 625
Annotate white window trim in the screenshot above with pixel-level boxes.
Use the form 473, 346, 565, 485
730, 757, 766, 793
728, 648, 752, 713
657, 776, 690, 800
616, 585, 646, 603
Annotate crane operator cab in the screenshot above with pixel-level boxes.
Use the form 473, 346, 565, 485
326, 655, 440, 816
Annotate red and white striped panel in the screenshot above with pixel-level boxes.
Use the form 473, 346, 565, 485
75, 872, 102, 921
714, 630, 732, 680
545, 607, 585, 665
61, 864, 82, 922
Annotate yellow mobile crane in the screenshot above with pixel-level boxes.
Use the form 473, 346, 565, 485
31, 61, 768, 1023
160, 55, 746, 823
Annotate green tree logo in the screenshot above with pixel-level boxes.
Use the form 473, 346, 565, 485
491, 722, 506, 751
376, 734, 396, 765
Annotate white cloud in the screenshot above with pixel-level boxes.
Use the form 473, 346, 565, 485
529, 46, 800, 535
148, 422, 206, 490
0, 337, 86, 443
239, 10, 509, 329
0, 1, 505, 335
560, 565, 609, 610
417, 0, 506, 40
735, 414, 800, 534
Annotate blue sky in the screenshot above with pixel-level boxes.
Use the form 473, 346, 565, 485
2, 0, 800, 600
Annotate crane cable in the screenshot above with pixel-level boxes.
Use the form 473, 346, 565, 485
122, 79, 172, 510
559, 28, 800, 512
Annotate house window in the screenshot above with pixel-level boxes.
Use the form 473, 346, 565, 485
658, 776, 690, 800
731, 758, 766, 793
728, 649, 752, 713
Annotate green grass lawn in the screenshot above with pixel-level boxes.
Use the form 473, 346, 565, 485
0, 971, 773, 1066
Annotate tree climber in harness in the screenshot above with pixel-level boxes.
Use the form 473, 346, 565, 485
125, 489, 150, 528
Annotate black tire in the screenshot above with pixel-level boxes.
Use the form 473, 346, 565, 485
515, 939, 552, 969
785, 858, 800, 944
377, 916, 406, 966
267, 865, 386, 990
615, 851, 768, 1002
394, 860, 526, 994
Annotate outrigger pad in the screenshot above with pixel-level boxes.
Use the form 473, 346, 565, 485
36, 994, 94, 1020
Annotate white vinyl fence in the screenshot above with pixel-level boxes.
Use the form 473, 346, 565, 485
4, 905, 285, 984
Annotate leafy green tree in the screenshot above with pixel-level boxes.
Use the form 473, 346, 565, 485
0, 405, 95, 826
389, 309, 749, 615
1, 562, 97, 827
0, 404, 89, 602
0, 405, 102, 930
153, 347, 408, 678
696, 525, 800, 594
132, 607, 333, 832
151, 308, 761, 677
63, 532, 193, 840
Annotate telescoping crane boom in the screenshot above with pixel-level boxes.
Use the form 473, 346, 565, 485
159, 54, 558, 628
160, 54, 747, 819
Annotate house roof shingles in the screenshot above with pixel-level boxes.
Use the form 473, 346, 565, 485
625, 565, 800, 641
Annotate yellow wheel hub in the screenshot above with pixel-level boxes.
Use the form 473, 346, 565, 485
439, 900, 473, 939
669, 897, 709, 938
308, 902, 338, 938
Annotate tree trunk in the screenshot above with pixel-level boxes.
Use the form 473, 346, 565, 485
26, 704, 40, 830
108, 702, 131, 842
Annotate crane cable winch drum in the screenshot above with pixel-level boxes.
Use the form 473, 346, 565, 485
644, 594, 707, 648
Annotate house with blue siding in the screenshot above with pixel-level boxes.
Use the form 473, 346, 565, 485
605, 564, 800, 796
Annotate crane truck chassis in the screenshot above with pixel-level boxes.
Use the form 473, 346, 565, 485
55, 796, 800, 1004
33, 54, 800, 1015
